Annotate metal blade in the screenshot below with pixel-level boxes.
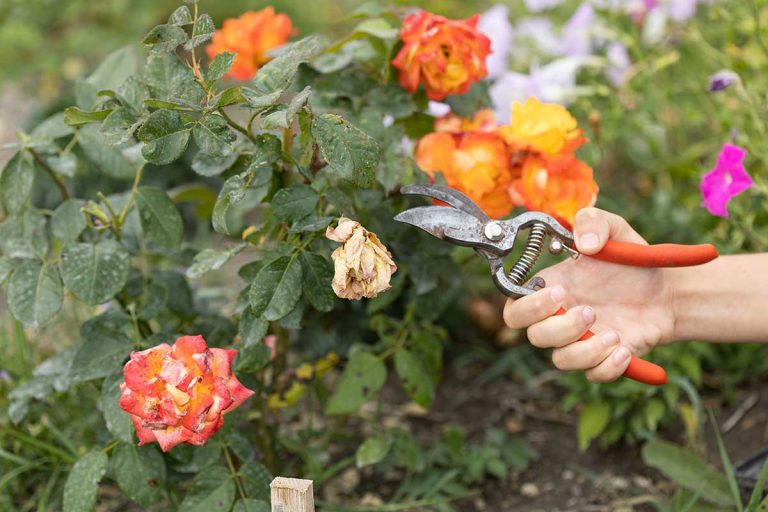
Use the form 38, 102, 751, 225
393, 205, 484, 243
400, 184, 489, 222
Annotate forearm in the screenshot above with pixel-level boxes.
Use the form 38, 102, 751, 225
670, 254, 768, 343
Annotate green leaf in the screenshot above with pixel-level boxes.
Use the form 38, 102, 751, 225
642, 440, 733, 505
272, 185, 318, 221
239, 308, 268, 346
208, 52, 236, 82
326, 352, 386, 415
709, 410, 743, 509
186, 14, 215, 49
168, 5, 193, 25
252, 36, 322, 95
52, 199, 87, 243
112, 443, 166, 507
63, 106, 112, 126
1, 152, 35, 216
100, 107, 140, 146
239, 460, 272, 500
77, 125, 136, 180
249, 255, 302, 321
300, 252, 335, 312
212, 165, 272, 235
235, 341, 271, 372
194, 114, 235, 157
62, 450, 108, 512
394, 349, 435, 408
356, 435, 392, 468
135, 186, 184, 250
578, 402, 611, 452
290, 215, 334, 233
191, 150, 238, 177
144, 52, 202, 103
0, 256, 15, 284
60, 240, 131, 305
143, 24, 188, 52
312, 113, 379, 187
233, 499, 270, 512
214, 86, 247, 108
7, 262, 63, 328
187, 244, 246, 279
76, 46, 138, 109
100, 370, 133, 443
31, 112, 73, 140
0, 209, 49, 259
70, 312, 133, 382
179, 470, 235, 512
137, 109, 191, 165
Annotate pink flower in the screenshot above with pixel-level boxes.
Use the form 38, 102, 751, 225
700, 144, 752, 218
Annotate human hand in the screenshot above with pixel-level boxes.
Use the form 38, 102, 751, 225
503, 208, 677, 382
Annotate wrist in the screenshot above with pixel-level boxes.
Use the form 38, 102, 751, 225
667, 265, 705, 342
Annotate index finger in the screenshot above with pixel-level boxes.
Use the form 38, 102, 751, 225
503, 285, 566, 329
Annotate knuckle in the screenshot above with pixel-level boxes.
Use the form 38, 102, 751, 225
551, 350, 569, 370
586, 366, 618, 384
526, 326, 546, 348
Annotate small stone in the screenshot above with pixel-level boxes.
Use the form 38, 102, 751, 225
562, 469, 575, 481
505, 417, 524, 434
520, 483, 540, 497
400, 402, 429, 417
473, 498, 487, 510
359, 493, 383, 505
337, 467, 360, 493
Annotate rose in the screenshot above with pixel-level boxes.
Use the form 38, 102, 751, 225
392, 11, 491, 101
325, 218, 397, 300
119, 335, 254, 451
509, 153, 598, 227
500, 97, 586, 155
416, 131, 517, 218
206, 7, 295, 81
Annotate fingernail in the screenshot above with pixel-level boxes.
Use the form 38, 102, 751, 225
550, 285, 565, 302
601, 332, 618, 347
579, 233, 599, 250
582, 306, 595, 324
612, 347, 630, 365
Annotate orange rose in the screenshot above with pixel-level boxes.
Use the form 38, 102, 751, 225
416, 130, 516, 218
119, 335, 254, 451
509, 153, 598, 227
434, 108, 498, 133
392, 11, 491, 101
500, 97, 586, 155
206, 7, 295, 81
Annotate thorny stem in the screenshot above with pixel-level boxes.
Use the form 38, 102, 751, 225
28, 148, 69, 200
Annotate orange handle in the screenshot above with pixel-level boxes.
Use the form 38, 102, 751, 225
556, 307, 667, 386
589, 241, 718, 267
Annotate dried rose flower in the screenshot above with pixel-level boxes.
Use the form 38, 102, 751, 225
325, 218, 397, 300
119, 335, 254, 451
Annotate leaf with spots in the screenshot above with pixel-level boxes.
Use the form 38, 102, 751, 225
1, 152, 35, 216
311, 113, 379, 187
248, 255, 302, 321
60, 240, 131, 305
394, 349, 434, 408
111, 443, 166, 507
62, 450, 108, 512
135, 186, 183, 250
179, 470, 235, 512
326, 352, 386, 415
7, 261, 63, 328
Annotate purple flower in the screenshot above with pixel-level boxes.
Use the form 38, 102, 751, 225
478, 5, 514, 78
708, 70, 739, 92
605, 42, 631, 85
700, 144, 752, 218
559, 3, 596, 57
525, 0, 566, 12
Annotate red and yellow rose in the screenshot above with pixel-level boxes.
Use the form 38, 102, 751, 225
206, 7, 295, 81
119, 335, 254, 451
392, 11, 491, 101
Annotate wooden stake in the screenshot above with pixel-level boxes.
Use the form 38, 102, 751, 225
270, 477, 315, 512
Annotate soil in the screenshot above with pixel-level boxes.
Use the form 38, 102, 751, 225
334, 352, 768, 512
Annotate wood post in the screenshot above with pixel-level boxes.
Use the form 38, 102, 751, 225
270, 477, 315, 512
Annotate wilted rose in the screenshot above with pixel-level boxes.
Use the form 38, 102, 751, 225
206, 7, 295, 81
119, 335, 254, 451
325, 218, 397, 300
392, 11, 491, 100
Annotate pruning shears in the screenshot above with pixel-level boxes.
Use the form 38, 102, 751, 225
394, 184, 719, 386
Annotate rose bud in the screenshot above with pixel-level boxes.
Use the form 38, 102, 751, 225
118, 335, 255, 452
325, 218, 397, 300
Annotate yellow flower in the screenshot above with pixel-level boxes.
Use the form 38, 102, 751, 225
268, 381, 306, 409
314, 352, 339, 378
295, 363, 314, 381
500, 98, 586, 155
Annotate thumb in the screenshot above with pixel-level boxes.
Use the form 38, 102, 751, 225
572, 207, 646, 255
